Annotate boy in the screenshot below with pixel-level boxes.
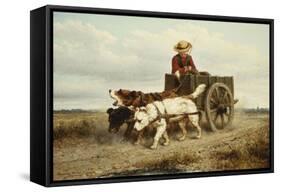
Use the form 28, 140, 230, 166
172, 40, 198, 80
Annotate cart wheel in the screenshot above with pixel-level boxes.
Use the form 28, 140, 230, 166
205, 83, 234, 131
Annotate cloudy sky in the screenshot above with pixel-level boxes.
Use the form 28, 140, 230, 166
53, 12, 270, 110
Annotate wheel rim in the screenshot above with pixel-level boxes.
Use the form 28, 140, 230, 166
205, 83, 234, 131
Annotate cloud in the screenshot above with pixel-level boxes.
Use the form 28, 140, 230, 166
53, 16, 269, 109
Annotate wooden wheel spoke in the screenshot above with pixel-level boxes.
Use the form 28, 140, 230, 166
222, 90, 227, 99
213, 112, 219, 122
225, 103, 232, 107
224, 111, 230, 117
221, 90, 228, 103
214, 87, 220, 101
211, 91, 220, 104
215, 87, 219, 97
210, 97, 218, 105
220, 113, 225, 128
223, 102, 232, 108
210, 108, 217, 113
224, 96, 231, 105
223, 112, 230, 123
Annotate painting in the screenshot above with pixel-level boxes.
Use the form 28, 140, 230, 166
43, 6, 273, 184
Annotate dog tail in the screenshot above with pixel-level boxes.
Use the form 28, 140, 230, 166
185, 84, 206, 99
191, 84, 206, 98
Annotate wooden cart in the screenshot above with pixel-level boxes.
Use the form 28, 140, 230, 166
165, 74, 237, 131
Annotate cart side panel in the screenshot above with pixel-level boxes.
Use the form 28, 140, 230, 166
164, 74, 178, 91
224, 76, 234, 96
208, 76, 218, 87
165, 74, 234, 107
179, 75, 193, 95
217, 76, 225, 84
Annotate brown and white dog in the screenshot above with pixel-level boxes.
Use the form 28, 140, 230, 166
109, 89, 178, 108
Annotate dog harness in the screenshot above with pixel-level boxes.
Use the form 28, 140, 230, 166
149, 101, 200, 125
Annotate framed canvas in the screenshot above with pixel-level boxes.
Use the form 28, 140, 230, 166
30, 5, 274, 187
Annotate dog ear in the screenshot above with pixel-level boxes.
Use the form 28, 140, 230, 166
139, 93, 147, 106
139, 106, 147, 112
128, 106, 136, 111
137, 91, 142, 96
129, 91, 137, 97
106, 108, 114, 114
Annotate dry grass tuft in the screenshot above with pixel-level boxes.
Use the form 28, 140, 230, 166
53, 119, 96, 140
135, 152, 199, 172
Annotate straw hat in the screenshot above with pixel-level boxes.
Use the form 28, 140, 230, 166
174, 40, 192, 53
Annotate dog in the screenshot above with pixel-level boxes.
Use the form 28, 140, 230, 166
106, 106, 192, 145
107, 107, 146, 144
106, 107, 134, 138
133, 84, 206, 149
106, 107, 134, 134
109, 88, 178, 108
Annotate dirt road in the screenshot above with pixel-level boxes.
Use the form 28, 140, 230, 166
53, 111, 270, 181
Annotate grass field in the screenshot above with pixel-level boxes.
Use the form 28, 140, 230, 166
53, 111, 270, 181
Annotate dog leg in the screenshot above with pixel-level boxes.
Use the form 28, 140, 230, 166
162, 131, 170, 146
123, 122, 133, 140
134, 129, 144, 145
178, 119, 187, 141
151, 119, 166, 149
189, 115, 201, 139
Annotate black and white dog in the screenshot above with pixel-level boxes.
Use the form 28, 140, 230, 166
134, 84, 206, 149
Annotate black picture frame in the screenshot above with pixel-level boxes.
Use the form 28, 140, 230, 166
30, 4, 274, 187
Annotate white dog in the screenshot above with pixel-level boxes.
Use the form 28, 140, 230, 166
134, 84, 206, 149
